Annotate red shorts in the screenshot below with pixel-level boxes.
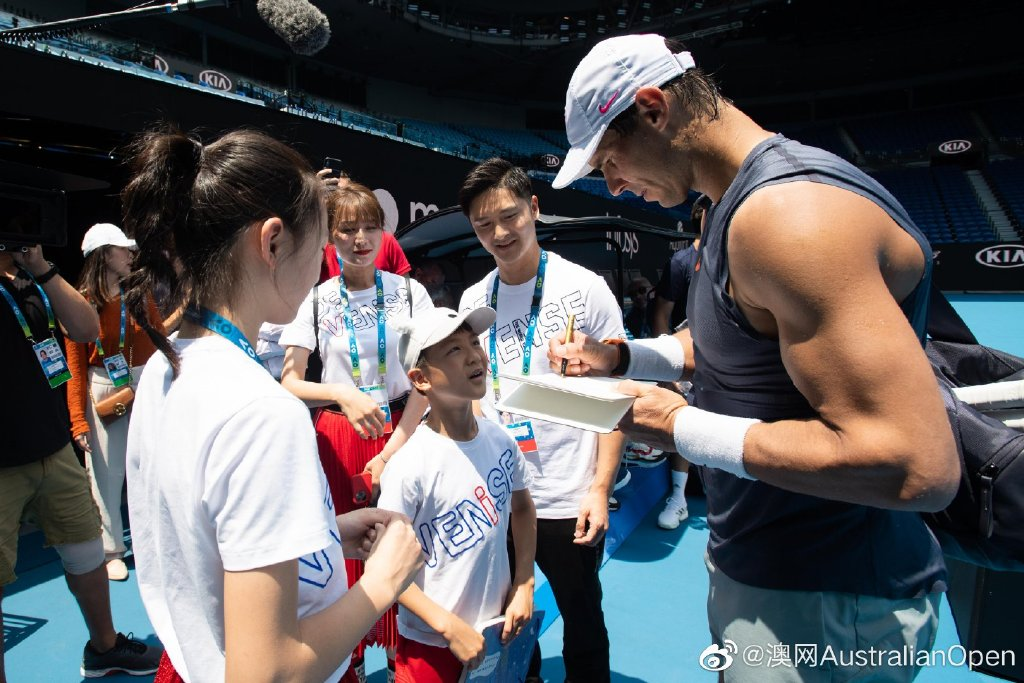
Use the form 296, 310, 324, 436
395, 634, 464, 683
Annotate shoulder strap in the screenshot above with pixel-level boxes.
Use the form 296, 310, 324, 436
404, 273, 413, 315
312, 284, 320, 349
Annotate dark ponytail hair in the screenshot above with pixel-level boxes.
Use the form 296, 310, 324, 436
120, 125, 324, 375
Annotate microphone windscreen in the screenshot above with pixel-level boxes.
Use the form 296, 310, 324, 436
257, 0, 331, 55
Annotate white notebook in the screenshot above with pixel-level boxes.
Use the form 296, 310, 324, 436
495, 373, 650, 433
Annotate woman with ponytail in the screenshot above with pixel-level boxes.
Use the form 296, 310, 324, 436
65, 223, 166, 582
120, 126, 424, 683
279, 183, 432, 683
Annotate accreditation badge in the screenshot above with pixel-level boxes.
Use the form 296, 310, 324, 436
506, 420, 539, 455
360, 383, 393, 434
32, 337, 72, 388
102, 353, 132, 388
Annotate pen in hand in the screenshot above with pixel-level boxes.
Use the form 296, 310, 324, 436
560, 314, 575, 377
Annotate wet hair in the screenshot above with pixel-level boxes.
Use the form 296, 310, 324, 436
458, 158, 532, 216
119, 125, 324, 375
608, 38, 731, 139
77, 246, 118, 309
328, 182, 385, 236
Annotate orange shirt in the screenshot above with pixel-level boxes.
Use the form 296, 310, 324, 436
66, 293, 165, 437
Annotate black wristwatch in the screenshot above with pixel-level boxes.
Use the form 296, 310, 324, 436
34, 262, 60, 285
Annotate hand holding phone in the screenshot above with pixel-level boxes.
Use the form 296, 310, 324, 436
351, 471, 373, 507
323, 156, 346, 178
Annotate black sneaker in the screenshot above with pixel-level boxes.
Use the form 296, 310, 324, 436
81, 632, 162, 678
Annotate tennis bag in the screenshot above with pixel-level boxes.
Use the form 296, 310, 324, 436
920, 295, 1024, 572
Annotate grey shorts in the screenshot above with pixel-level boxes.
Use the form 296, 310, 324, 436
705, 552, 941, 683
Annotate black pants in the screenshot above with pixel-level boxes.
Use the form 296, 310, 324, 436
512, 517, 610, 683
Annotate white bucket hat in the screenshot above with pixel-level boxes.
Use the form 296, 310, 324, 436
553, 34, 696, 189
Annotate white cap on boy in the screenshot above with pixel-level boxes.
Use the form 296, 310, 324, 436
392, 306, 496, 374
553, 33, 696, 189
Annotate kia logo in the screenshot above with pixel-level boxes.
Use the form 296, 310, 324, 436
975, 244, 1024, 269
938, 139, 972, 154
153, 54, 169, 74
199, 70, 233, 91
541, 154, 561, 169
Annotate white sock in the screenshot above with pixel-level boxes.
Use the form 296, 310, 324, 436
669, 470, 688, 505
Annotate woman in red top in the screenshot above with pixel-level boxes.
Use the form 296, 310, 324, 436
66, 223, 166, 582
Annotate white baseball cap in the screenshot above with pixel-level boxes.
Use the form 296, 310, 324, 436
552, 34, 696, 190
392, 306, 496, 374
81, 223, 137, 256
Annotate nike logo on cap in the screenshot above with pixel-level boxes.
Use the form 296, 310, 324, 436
598, 90, 620, 115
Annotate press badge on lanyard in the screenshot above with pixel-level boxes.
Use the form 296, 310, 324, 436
338, 258, 393, 434
489, 250, 549, 455
359, 383, 393, 434
2, 274, 72, 389
96, 292, 131, 388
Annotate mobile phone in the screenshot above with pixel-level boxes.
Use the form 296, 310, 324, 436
351, 471, 373, 507
323, 156, 345, 177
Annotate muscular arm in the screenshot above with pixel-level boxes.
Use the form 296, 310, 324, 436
727, 183, 957, 511
651, 296, 675, 336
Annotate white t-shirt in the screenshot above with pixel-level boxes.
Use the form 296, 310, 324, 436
459, 251, 626, 518
377, 418, 531, 647
256, 322, 287, 380
279, 272, 432, 397
126, 335, 349, 683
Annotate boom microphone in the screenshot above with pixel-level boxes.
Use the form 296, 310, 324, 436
257, 0, 331, 56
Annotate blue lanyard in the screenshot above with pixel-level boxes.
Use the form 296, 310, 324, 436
0, 271, 56, 343
335, 255, 387, 387
488, 249, 547, 403
94, 289, 127, 358
183, 305, 260, 366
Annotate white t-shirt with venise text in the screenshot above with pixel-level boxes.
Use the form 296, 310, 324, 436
280, 272, 432, 397
459, 251, 626, 518
377, 418, 531, 647
126, 335, 348, 683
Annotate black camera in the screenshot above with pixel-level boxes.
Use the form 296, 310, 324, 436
0, 161, 69, 252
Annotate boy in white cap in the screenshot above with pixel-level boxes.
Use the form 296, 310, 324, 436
378, 307, 537, 683
548, 34, 956, 682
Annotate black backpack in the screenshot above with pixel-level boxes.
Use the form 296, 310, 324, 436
920, 288, 1024, 572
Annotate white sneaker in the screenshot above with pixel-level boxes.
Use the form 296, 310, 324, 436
106, 558, 129, 581
657, 498, 689, 530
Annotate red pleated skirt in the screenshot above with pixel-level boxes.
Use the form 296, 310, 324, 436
314, 406, 403, 657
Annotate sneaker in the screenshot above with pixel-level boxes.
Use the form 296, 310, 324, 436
106, 558, 129, 582
81, 632, 162, 678
612, 467, 631, 492
624, 442, 666, 468
657, 497, 689, 530
608, 496, 620, 512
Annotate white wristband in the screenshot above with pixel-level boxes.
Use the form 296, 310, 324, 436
625, 335, 686, 381
673, 406, 761, 480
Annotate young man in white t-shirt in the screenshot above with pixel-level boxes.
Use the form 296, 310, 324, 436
456, 158, 626, 683
378, 306, 537, 683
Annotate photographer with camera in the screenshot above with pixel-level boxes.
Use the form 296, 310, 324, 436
1, 244, 161, 680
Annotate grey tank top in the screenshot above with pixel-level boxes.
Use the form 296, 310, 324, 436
690, 134, 946, 598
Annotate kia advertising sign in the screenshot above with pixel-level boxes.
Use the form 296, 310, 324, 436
938, 139, 973, 155
933, 243, 1024, 291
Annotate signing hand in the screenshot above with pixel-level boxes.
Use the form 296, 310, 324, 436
337, 508, 410, 561
616, 380, 689, 452
574, 489, 610, 546
547, 330, 620, 377
334, 385, 387, 439
501, 582, 534, 645
443, 615, 486, 670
